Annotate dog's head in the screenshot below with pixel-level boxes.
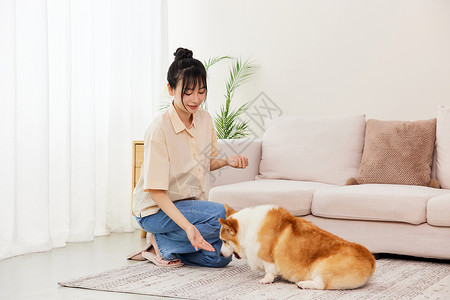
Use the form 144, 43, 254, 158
218, 204, 242, 259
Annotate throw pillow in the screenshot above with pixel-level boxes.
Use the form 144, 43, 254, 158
258, 114, 366, 185
436, 105, 450, 189
350, 118, 438, 187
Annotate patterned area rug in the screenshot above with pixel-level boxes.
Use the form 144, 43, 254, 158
59, 258, 450, 299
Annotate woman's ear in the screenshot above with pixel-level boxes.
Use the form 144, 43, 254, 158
167, 83, 174, 96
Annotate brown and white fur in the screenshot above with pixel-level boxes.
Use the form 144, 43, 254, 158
219, 205, 376, 290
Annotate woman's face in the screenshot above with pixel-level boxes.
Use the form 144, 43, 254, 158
169, 78, 206, 115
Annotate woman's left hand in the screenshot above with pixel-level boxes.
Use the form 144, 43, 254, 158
227, 155, 249, 169
186, 224, 215, 252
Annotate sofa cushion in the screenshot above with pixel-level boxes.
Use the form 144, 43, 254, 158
209, 179, 336, 216
436, 105, 450, 189
356, 119, 436, 187
258, 115, 366, 185
427, 194, 450, 227
312, 184, 449, 225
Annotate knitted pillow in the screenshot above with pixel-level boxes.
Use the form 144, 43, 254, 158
347, 119, 439, 188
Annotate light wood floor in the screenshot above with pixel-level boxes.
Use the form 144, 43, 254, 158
0, 230, 171, 300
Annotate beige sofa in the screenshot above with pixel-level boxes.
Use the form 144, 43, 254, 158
208, 110, 450, 260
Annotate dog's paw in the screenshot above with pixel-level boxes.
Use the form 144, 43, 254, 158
259, 274, 275, 284
297, 280, 324, 290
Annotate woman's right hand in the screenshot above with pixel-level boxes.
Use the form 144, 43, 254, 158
186, 224, 215, 252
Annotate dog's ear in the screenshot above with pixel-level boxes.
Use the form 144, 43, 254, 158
219, 218, 238, 235
224, 204, 237, 218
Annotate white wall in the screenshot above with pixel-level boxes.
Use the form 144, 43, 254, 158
166, 0, 450, 125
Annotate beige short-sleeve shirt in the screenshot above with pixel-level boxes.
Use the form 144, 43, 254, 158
133, 104, 218, 217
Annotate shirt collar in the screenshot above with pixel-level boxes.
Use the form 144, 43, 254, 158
169, 102, 198, 134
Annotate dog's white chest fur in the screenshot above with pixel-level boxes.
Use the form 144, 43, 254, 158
233, 205, 278, 272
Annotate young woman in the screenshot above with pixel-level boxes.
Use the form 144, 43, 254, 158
130, 48, 248, 267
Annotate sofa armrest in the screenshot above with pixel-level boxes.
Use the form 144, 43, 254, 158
210, 138, 262, 188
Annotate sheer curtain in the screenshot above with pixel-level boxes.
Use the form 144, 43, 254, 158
0, 0, 167, 260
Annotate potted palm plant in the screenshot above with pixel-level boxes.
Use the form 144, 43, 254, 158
205, 56, 258, 139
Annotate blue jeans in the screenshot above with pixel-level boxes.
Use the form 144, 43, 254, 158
135, 200, 232, 268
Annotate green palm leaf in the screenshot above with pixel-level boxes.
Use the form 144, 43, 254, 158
225, 58, 258, 104
213, 57, 258, 139
204, 56, 232, 72
214, 102, 251, 139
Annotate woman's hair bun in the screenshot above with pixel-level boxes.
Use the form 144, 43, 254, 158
173, 47, 193, 61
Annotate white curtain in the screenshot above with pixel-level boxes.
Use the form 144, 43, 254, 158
0, 0, 167, 260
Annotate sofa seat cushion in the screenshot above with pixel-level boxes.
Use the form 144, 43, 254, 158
427, 193, 450, 227
312, 184, 449, 225
209, 179, 336, 216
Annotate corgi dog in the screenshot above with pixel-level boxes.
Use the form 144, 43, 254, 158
219, 204, 376, 290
